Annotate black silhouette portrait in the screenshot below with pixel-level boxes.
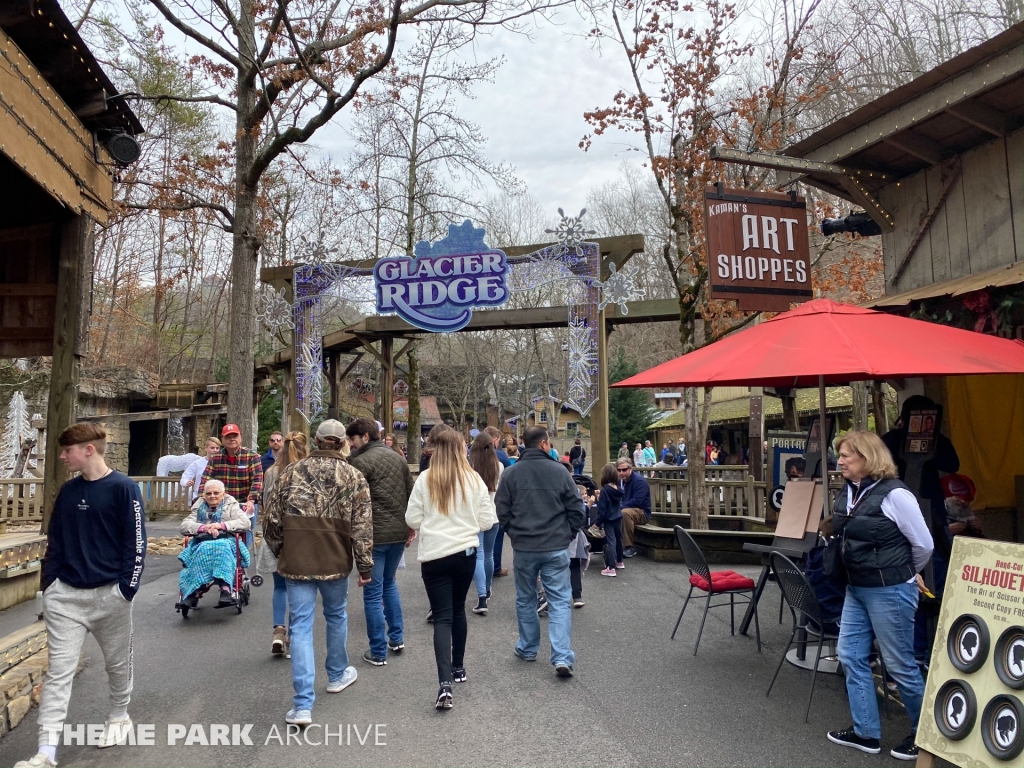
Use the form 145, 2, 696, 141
961, 628, 978, 658
948, 695, 965, 726
996, 713, 1016, 743
1011, 642, 1024, 675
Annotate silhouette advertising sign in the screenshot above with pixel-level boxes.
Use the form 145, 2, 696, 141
917, 537, 1024, 766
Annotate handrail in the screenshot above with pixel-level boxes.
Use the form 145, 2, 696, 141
0, 478, 44, 522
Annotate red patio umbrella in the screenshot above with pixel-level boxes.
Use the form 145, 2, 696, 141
613, 298, 1024, 518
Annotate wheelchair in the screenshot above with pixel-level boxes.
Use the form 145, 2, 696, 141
174, 531, 251, 618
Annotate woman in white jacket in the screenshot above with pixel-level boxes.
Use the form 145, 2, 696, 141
405, 428, 496, 710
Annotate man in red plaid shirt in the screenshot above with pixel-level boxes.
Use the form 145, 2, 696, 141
199, 424, 264, 540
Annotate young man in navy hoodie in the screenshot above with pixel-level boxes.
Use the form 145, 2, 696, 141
16, 424, 146, 768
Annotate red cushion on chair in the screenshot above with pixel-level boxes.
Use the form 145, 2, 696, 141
689, 570, 755, 593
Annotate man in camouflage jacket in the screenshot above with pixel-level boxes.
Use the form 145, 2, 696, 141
263, 420, 373, 723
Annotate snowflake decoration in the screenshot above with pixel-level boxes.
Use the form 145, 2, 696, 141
256, 287, 294, 335
299, 234, 339, 268
295, 335, 324, 423
546, 208, 596, 261
564, 315, 599, 417
595, 261, 645, 314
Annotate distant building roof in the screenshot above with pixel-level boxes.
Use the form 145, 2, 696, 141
648, 387, 854, 430
394, 396, 440, 424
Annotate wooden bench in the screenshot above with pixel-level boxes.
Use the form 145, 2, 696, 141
650, 511, 769, 533
634, 524, 774, 564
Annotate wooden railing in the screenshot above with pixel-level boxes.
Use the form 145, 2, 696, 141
0, 479, 44, 522
648, 476, 767, 521
132, 477, 192, 515
638, 466, 749, 482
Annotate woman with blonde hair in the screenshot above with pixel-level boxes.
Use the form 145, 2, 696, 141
262, 431, 308, 657
406, 429, 496, 710
825, 431, 933, 761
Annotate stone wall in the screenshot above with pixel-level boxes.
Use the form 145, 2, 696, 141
0, 361, 159, 475
0, 621, 48, 740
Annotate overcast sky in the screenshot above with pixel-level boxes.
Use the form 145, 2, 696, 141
311, 9, 642, 216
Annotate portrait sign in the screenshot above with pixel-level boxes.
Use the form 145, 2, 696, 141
374, 220, 509, 333
904, 408, 940, 454
917, 537, 1024, 766
704, 186, 813, 311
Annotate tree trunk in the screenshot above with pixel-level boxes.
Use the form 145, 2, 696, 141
227, 0, 261, 434
407, 350, 421, 464
685, 387, 708, 529
852, 381, 870, 431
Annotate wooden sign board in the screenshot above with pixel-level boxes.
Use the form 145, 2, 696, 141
704, 186, 813, 312
916, 537, 1024, 767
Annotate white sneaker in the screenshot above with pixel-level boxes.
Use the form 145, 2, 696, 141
327, 665, 358, 693
98, 716, 132, 748
13, 754, 57, 768
285, 709, 312, 725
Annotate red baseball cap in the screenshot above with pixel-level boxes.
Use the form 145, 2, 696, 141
221, 423, 241, 437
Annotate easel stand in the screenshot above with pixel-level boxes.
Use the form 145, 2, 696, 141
915, 749, 936, 767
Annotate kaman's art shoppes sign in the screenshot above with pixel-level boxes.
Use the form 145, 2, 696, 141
704, 185, 813, 312
374, 220, 509, 332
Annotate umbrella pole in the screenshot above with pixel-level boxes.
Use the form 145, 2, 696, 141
819, 374, 828, 521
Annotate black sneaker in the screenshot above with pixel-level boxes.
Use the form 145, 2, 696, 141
827, 727, 880, 754
890, 734, 919, 761
452, 667, 467, 683
472, 597, 488, 615
555, 663, 574, 678
435, 684, 453, 710
362, 649, 387, 666
537, 598, 548, 615
387, 640, 404, 653
622, 547, 638, 558
486, 589, 491, 599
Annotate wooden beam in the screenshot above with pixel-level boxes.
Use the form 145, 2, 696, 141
0, 283, 58, 296
71, 90, 108, 120
946, 102, 1008, 137
711, 146, 891, 183
890, 163, 963, 285
338, 352, 364, 381
380, 337, 394, 433
33, 404, 229, 428
882, 131, 944, 165
0, 28, 113, 222
796, 44, 1023, 165
0, 1, 35, 26
838, 176, 896, 233
394, 338, 421, 361
260, 234, 646, 284
43, 215, 89, 531
0, 327, 53, 340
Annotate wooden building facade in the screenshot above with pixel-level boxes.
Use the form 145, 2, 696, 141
0, 0, 143, 525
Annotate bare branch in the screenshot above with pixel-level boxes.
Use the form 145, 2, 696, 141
147, 0, 242, 67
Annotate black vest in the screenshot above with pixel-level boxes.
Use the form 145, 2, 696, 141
833, 478, 915, 588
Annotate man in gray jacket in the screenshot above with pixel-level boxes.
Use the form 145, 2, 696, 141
346, 417, 415, 666
495, 426, 584, 677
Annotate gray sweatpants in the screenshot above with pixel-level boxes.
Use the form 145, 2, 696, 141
38, 580, 134, 747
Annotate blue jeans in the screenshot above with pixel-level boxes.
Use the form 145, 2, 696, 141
272, 571, 287, 626
492, 525, 506, 574
573, 464, 583, 476
474, 524, 500, 597
287, 577, 350, 711
363, 543, 405, 659
837, 582, 924, 739
513, 549, 575, 667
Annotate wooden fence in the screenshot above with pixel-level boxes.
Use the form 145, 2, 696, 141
648, 476, 767, 521
133, 477, 192, 515
0, 479, 44, 522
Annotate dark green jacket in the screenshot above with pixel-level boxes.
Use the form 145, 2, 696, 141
347, 441, 414, 545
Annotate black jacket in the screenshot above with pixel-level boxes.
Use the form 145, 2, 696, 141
594, 485, 623, 525
833, 478, 915, 588
495, 449, 586, 552
346, 440, 414, 544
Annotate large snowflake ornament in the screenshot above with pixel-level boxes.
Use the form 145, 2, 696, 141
546, 208, 596, 261
295, 336, 324, 423
256, 287, 295, 335
595, 261, 645, 313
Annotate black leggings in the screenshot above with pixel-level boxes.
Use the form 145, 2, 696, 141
421, 549, 477, 685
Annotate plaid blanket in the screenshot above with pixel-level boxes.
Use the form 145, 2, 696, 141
178, 538, 250, 597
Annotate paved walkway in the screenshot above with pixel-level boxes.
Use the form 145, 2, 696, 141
0, 545, 917, 767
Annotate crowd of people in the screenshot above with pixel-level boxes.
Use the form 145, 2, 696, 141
18, 395, 969, 766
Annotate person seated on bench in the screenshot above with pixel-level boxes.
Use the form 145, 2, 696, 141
615, 458, 650, 558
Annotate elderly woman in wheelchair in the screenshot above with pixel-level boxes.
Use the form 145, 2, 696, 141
178, 479, 251, 609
